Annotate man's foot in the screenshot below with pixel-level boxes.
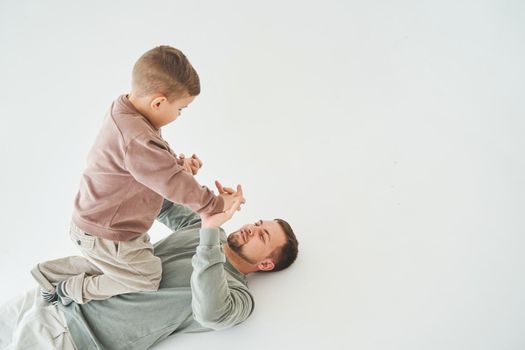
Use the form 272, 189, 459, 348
56, 281, 74, 306
40, 288, 58, 303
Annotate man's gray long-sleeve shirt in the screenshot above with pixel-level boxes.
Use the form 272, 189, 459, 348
59, 201, 254, 349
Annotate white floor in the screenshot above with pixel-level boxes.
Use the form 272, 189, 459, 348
1, 1, 524, 349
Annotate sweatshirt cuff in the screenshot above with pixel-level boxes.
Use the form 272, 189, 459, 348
199, 227, 221, 246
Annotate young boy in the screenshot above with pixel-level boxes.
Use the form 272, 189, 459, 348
30, 45, 242, 305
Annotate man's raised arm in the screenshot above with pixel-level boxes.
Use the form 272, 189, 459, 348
156, 199, 201, 232
190, 185, 252, 330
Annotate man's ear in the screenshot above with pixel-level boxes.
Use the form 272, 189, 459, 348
257, 259, 275, 272
150, 96, 167, 110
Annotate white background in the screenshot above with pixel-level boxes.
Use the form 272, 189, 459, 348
1, 1, 524, 349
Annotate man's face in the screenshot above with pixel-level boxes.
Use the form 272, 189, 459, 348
227, 220, 287, 266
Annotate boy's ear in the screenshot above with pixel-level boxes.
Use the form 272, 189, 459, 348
150, 96, 167, 109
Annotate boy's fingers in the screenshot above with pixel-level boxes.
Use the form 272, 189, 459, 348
192, 154, 203, 167
223, 187, 235, 194
215, 180, 225, 194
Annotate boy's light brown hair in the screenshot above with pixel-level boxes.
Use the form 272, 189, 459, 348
131, 45, 200, 101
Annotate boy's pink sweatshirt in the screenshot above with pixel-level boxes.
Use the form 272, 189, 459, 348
72, 95, 223, 241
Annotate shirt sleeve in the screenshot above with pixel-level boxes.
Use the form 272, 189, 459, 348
191, 228, 254, 330
124, 134, 224, 214
156, 199, 201, 231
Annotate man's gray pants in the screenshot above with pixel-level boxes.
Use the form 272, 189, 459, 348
0, 288, 76, 350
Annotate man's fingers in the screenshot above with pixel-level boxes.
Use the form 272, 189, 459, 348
232, 185, 245, 204
227, 197, 244, 214
236, 185, 244, 202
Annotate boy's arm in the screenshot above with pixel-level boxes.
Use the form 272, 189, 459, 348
124, 135, 224, 214
156, 199, 201, 231
191, 227, 254, 330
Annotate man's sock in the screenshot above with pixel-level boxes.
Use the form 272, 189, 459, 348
40, 288, 58, 303
56, 281, 74, 306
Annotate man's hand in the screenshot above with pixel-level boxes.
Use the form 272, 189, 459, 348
216, 180, 245, 212
201, 184, 245, 228
179, 153, 203, 175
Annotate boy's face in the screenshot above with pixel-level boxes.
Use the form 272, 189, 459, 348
148, 94, 195, 128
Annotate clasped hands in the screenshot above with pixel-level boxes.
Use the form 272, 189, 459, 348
179, 153, 203, 175
179, 153, 245, 228
201, 180, 245, 228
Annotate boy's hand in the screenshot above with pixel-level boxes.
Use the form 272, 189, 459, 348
216, 181, 245, 212
179, 153, 203, 175
201, 185, 244, 228
215, 180, 236, 195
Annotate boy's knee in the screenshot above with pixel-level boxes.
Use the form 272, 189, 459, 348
127, 256, 162, 291
149, 279, 161, 291
139, 276, 160, 291
139, 268, 162, 291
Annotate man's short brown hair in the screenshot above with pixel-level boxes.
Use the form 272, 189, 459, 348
262, 218, 299, 273
131, 45, 200, 101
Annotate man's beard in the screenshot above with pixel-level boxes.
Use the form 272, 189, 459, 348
227, 231, 257, 264
227, 231, 242, 251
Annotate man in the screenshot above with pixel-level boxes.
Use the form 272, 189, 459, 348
0, 186, 299, 349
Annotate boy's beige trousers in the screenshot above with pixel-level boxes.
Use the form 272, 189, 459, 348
31, 222, 162, 304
